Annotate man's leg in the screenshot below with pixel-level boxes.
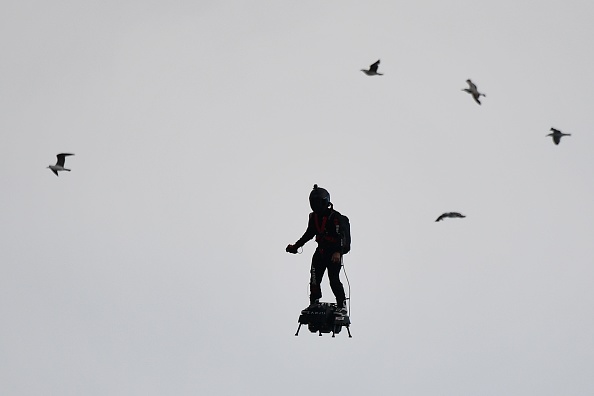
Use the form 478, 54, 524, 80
309, 251, 326, 304
328, 261, 346, 313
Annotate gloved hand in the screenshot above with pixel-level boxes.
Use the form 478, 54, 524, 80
286, 244, 299, 254
331, 252, 341, 263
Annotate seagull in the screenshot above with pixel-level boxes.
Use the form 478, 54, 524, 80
462, 79, 486, 105
361, 60, 383, 76
435, 212, 466, 222
47, 153, 74, 176
547, 127, 571, 145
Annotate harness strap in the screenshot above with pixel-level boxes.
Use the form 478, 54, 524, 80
314, 213, 339, 244
314, 214, 327, 234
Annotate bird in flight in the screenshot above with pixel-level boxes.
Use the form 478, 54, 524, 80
361, 60, 383, 76
435, 212, 466, 222
47, 153, 74, 176
547, 127, 571, 145
462, 79, 486, 105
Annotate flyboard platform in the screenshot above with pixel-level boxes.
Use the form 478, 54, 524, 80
295, 302, 352, 338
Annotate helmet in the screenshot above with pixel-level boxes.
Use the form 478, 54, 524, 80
309, 184, 331, 214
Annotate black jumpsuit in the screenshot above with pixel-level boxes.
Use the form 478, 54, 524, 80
293, 209, 351, 305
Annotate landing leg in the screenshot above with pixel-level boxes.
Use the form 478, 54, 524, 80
295, 323, 302, 336
346, 326, 352, 338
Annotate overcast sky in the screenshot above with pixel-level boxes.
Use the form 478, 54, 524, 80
2, 1, 594, 395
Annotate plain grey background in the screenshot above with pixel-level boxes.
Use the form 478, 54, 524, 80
2, 1, 593, 395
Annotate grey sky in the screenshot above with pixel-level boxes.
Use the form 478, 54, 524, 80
2, 1, 594, 395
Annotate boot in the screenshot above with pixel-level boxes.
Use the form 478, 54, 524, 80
302, 299, 319, 314
336, 300, 347, 315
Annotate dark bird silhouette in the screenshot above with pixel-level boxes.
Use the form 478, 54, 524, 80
47, 153, 74, 176
547, 127, 571, 145
361, 60, 383, 76
462, 79, 486, 104
435, 212, 466, 222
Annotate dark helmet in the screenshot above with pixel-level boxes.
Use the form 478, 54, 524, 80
309, 184, 331, 214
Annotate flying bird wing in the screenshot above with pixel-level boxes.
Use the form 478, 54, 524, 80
51, 168, 59, 176
436, 212, 465, 221
472, 94, 481, 105
369, 60, 380, 73
56, 153, 74, 167
467, 80, 477, 91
